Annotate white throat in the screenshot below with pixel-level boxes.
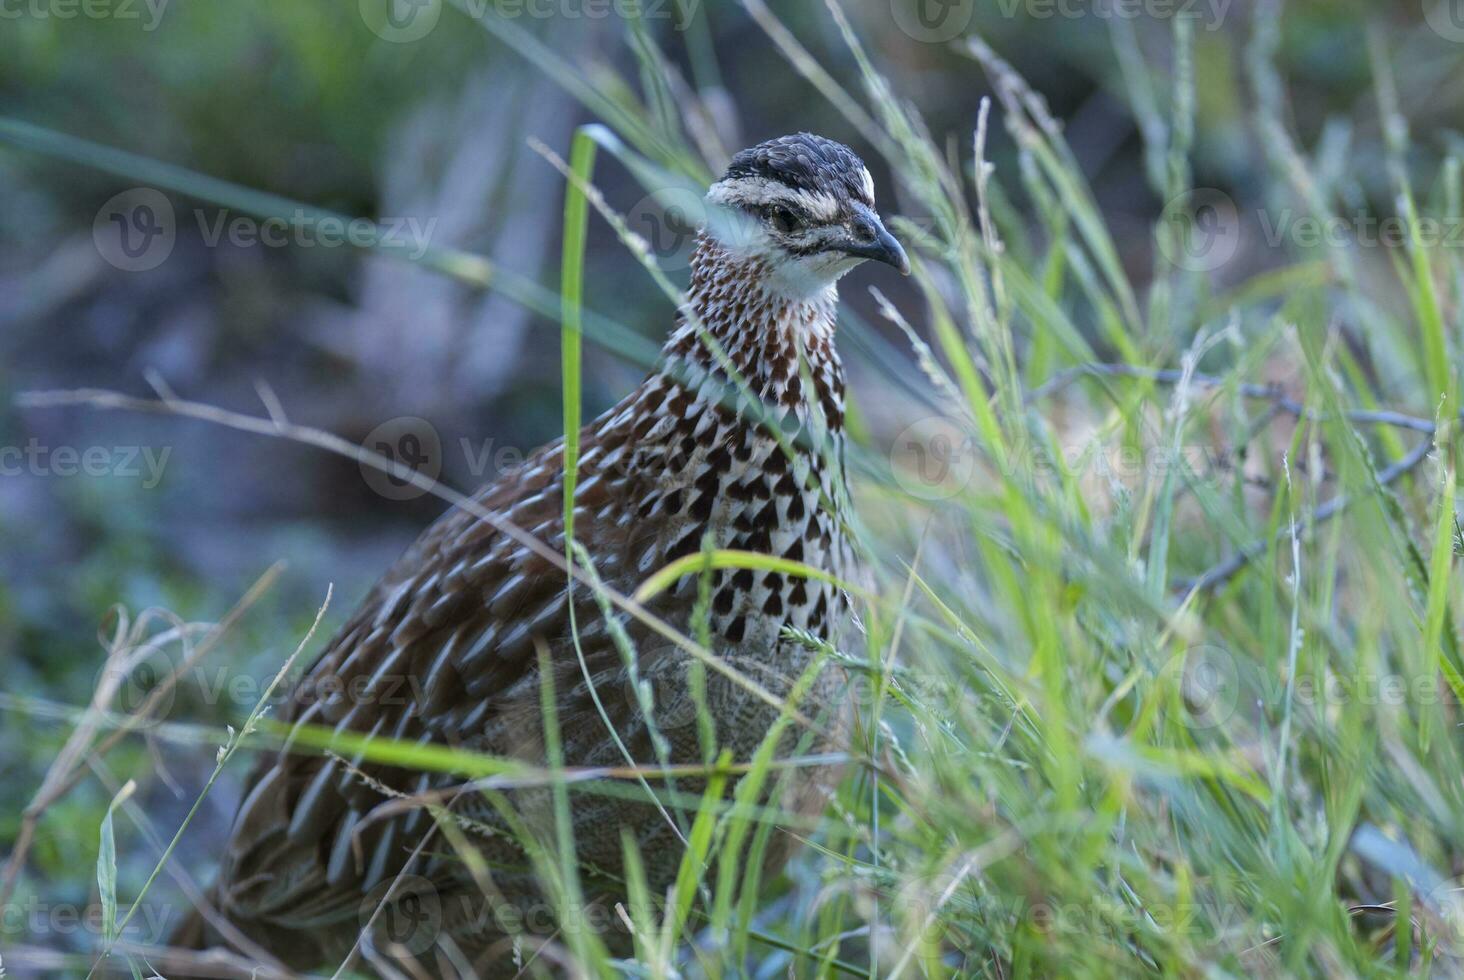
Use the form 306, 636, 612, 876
699, 200, 861, 304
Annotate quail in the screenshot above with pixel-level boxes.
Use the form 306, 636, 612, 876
174, 133, 909, 976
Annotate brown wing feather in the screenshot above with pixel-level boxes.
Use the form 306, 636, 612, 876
214, 391, 658, 937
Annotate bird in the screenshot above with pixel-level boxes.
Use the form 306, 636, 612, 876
171, 132, 909, 977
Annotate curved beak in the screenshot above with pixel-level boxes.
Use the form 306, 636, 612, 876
842, 205, 910, 276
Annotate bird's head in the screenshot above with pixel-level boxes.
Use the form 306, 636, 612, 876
702, 133, 909, 301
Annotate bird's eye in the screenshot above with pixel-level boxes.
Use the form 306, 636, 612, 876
769, 207, 802, 235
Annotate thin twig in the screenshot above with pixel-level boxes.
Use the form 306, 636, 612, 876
1028, 362, 1448, 434
1178, 436, 1435, 595
1028, 362, 1445, 593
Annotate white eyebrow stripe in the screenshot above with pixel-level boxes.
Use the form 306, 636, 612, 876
706, 177, 842, 223
859, 167, 876, 205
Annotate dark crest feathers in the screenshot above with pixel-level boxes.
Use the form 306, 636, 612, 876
722, 132, 873, 206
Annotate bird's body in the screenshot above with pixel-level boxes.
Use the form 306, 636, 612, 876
177, 133, 906, 976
